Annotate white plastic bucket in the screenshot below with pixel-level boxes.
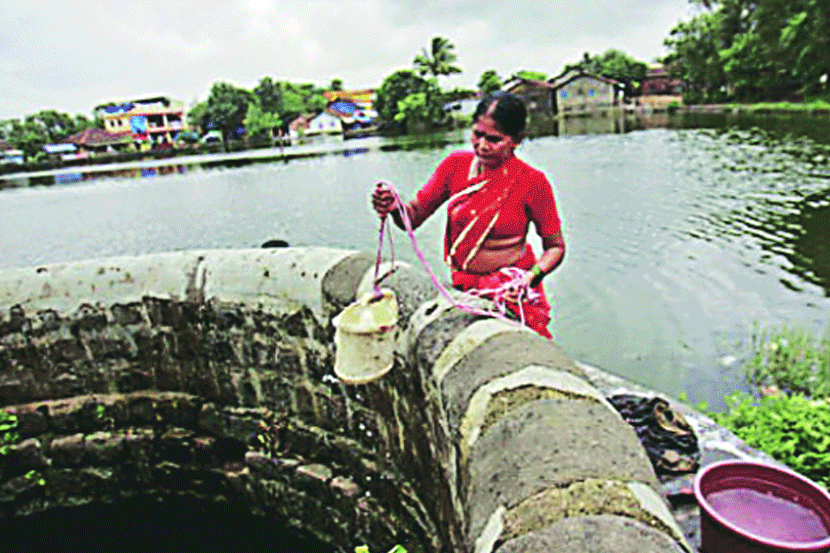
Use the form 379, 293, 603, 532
333, 289, 399, 384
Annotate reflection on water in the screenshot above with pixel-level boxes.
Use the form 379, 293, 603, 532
531, 111, 673, 137
676, 126, 830, 296
1, 111, 829, 408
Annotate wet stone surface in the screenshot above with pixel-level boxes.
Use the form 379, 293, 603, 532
576, 362, 785, 552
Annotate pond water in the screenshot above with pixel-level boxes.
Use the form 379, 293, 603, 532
1, 111, 829, 409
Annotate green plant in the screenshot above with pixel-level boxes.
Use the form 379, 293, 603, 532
712, 391, 830, 488
0, 411, 19, 455
94, 404, 115, 429
24, 470, 46, 486
744, 322, 830, 398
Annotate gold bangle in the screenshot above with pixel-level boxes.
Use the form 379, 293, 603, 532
529, 265, 544, 278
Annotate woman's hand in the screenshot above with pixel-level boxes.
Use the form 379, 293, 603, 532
502, 269, 535, 304
372, 181, 398, 219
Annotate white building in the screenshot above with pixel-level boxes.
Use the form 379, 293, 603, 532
306, 113, 343, 136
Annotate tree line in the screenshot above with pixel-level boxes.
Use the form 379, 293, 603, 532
662, 0, 829, 103
2, 35, 656, 161
22, 7, 830, 162
0, 111, 98, 161
5, 2, 829, 162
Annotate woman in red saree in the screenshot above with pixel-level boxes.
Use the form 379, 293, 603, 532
371, 92, 565, 339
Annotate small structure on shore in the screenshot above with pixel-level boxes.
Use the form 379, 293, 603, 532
642, 65, 684, 96
548, 70, 623, 115
306, 112, 344, 139
95, 96, 189, 148
59, 128, 134, 156
505, 71, 624, 119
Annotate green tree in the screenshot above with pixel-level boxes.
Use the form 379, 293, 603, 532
562, 50, 648, 97
0, 110, 94, 161
394, 92, 432, 131
194, 82, 257, 145
662, 11, 729, 102
188, 101, 208, 133
413, 36, 462, 78
664, 0, 829, 101
330, 78, 344, 91
243, 101, 283, 144
253, 76, 283, 114
786, 0, 830, 96
280, 87, 306, 122
4, 119, 49, 160
514, 70, 548, 81
375, 69, 442, 133
303, 90, 328, 113
478, 70, 502, 94
719, 30, 770, 100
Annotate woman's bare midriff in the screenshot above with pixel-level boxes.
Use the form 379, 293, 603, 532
462, 235, 526, 274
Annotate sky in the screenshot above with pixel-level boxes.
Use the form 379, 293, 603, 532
0, 0, 700, 121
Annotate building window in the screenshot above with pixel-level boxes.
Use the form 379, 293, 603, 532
588, 89, 595, 97
560, 90, 568, 99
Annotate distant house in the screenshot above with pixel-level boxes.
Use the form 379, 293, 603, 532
0, 140, 24, 165
324, 89, 378, 135
548, 71, 622, 114
94, 96, 189, 147
504, 77, 557, 115
42, 143, 79, 161
288, 114, 313, 143
60, 128, 134, 156
322, 89, 375, 110
306, 112, 343, 136
642, 65, 684, 96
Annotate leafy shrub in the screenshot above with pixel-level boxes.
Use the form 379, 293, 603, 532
0, 411, 19, 455
712, 392, 830, 488
744, 323, 830, 398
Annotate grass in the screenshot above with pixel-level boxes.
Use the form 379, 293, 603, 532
708, 322, 830, 487
712, 391, 830, 488
723, 99, 830, 113
744, 322, 830, 399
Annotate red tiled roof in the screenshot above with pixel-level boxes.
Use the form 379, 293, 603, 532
60, 128, 132, 146
289, 115, 313, 131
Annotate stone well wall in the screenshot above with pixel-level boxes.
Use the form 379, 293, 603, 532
0, 247, 691, 553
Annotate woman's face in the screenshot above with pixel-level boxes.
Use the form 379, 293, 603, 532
471, 115, 519, 170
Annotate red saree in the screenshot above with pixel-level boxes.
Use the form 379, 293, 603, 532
441, 155, 553, 339
451, 245, 553, 338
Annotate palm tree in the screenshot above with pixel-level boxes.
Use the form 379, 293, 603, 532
413, 36, 462, 78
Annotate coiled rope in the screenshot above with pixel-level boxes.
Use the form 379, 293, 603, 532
374, 181, 540, 328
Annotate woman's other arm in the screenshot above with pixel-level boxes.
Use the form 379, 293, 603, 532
530, 231, 565, 286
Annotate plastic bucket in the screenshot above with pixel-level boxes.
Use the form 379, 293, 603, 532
333, 289, 399, 385
694, 460, 830, 553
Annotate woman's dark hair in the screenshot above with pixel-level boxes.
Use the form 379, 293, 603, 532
473, 91, 527, 140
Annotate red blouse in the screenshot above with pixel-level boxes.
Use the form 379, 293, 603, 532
415, 150, 562, 241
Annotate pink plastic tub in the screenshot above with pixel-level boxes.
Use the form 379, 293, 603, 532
695, 460, 830, 553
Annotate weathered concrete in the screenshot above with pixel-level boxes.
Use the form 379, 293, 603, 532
0, 247, 693, 553
465, 399, 668, 551
496, 515, 686, 553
